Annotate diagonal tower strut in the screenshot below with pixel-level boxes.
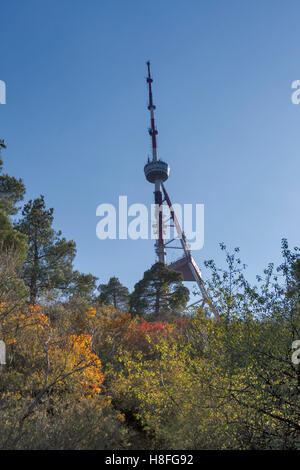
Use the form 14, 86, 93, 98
161, 182, 219, 319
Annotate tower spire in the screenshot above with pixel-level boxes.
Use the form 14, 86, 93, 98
146, 61, 158, 162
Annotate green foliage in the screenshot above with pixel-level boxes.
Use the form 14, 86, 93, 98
15, 196, 76, 304
0, 399, 130, 450
0, 211, 27, 265
0, 151, 25, 216
129, 262, 189, 320
0, 144, 28, 265
67, 271, 98, 302
98, 276, 130, 311
0, 245, 27, 306
108, 242, 300, 450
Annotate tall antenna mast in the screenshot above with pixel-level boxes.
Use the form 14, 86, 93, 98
144, 62, 170, 263
146, 61, 158, 162
143, 62, 218, 318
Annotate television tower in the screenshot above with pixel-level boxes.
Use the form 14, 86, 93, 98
144, 62, 218, 319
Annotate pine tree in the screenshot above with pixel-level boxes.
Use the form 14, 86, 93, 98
98, 277, 129, 311
129, 262, 189, 320
16, 196, 76, 304
0, 142, 25, 216
0, 141, 27, 264
67, 271, 98, 301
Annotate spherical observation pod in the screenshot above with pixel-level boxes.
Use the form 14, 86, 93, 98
144, 160, 170, 183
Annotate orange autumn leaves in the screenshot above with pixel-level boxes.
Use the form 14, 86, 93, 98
94, 311, 186, 357
1, 303, 104, 399
1, 301, 186, 403
66, 334, 103, 395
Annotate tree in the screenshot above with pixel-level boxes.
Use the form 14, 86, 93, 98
0, 304, 131, 450
98, 277, 129, 311
67, 271, 98, 301
0, 245, 27, 307
0, 212, 27, 265
0, 142, 27, 263
129, 262, 189, 320
0, 141, 25, 216
15, 196, 76, 304
112, 243, 300, 450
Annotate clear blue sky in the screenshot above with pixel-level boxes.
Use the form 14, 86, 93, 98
1, 0, 299, 291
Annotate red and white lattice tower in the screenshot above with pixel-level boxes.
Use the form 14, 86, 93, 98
144, 62, 218, 318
